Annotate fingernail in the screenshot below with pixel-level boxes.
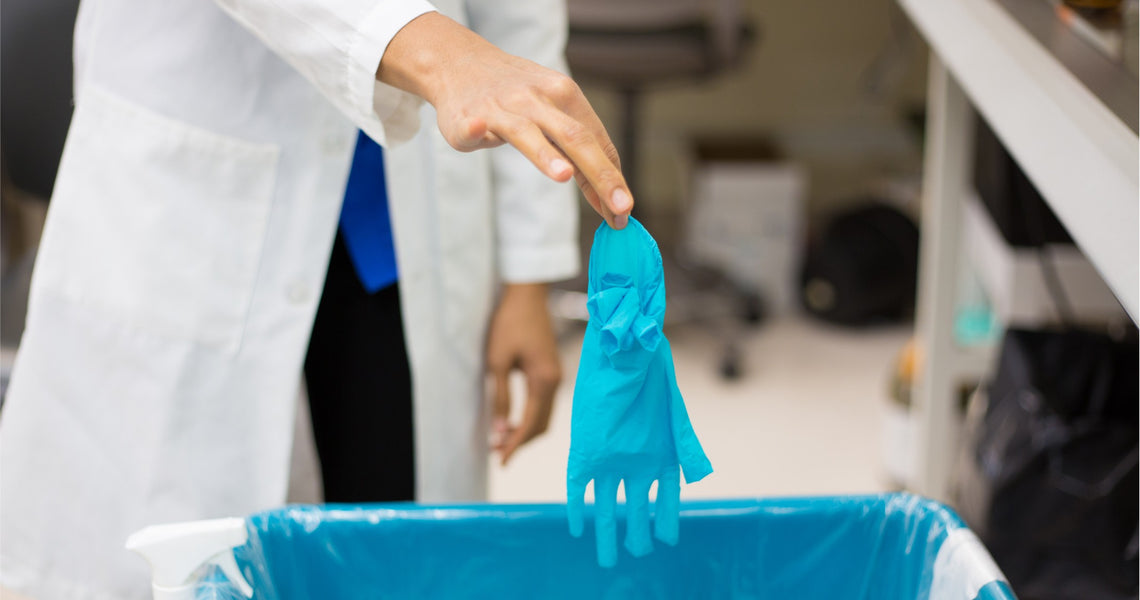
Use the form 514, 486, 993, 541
614, 214, 628, 229
550, 158, 572, 176
611, 188, 632, 212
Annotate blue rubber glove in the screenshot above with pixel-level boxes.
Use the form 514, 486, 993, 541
567, 218, 713, 568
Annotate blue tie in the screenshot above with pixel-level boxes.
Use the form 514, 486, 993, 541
339, 131, 399, 293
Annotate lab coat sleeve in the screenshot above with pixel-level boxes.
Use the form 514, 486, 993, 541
466, 0, 580, 284
213, 0, 437, 146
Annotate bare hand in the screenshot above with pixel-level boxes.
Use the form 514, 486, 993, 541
377, 12, 633, 229
484, 284, 562, 465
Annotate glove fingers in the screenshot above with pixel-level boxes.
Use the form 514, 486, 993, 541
653, 467, 681, 546
594, 475, 620, 568
567, 475, 588, 537
623, 477, 653, 558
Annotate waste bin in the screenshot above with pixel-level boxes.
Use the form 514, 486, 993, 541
130, 493, 1016, 599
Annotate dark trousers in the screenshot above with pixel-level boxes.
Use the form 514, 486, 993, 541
303, 232, 415, 502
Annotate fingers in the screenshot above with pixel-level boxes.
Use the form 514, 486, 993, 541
573, 171, 614, 227
527, 106, 632, 229
623, 477, 654, 558
483, 111, 574, 183
654, 467, 681, 546
498, 358, 559, 465
548, 84, 631, 229
594, 475, 620, 568
567, 474, 588, 537
489, 368, 511, 451
475, 86, 631, 229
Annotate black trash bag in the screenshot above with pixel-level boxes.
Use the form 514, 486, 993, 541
799, 202, 919, 326
955, 328, 1139, 600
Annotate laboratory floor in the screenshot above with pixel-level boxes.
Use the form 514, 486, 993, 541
289, 314, 910, 504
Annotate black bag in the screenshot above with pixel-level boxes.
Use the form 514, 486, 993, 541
799, 202, 919, 325
955, 328, 1139, 600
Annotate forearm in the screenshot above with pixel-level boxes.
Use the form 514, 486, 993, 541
376, 12, 486, 106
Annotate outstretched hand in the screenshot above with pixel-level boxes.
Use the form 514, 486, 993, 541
377, 12, 633, 229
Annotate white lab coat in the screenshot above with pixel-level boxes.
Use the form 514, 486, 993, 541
0, 0, 577, 597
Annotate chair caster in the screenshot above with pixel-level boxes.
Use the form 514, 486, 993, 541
719, 346, 742, 380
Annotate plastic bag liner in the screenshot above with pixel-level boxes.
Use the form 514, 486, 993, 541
954, 328, 1138, 599
226, 493, 1015, 600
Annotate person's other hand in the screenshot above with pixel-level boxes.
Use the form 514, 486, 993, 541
484, 283, 562, 465
377, 12, 633, 230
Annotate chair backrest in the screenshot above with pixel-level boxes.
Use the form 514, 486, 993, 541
565, 0, 750, 86
569, 0, 715, 30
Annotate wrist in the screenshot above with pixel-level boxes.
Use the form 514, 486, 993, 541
377, 12, 487, 106
503, 282, 549, 298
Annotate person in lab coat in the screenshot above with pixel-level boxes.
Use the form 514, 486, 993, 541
0, 1, 632, 599
302, 0, 577, 503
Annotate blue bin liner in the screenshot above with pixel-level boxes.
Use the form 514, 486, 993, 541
232, 493, 1015, 600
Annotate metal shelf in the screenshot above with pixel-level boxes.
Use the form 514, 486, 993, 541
901, 0, 1139, 322
900, 0, 1138, 502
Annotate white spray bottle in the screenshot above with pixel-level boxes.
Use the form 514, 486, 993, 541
126, 517, 254, 600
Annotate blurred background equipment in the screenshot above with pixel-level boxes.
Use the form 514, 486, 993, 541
684, 138, 806, 317
883, 338, 921, 487
1055, 0, 1139, 78
799, 202, 920, 326
900, 0, 1138, 505
954, 328, 1138, 600
898, 2, 1138, 600
966, 116, 1130, 328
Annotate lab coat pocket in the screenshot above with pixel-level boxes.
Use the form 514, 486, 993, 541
34, 87, 278, 353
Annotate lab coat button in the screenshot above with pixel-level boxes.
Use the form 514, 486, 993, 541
286, 282, 310, 305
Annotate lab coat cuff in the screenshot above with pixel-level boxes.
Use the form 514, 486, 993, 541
347, 0, 437, 145
499, 243, 580, 284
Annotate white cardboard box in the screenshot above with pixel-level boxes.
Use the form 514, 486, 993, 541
685, 161, 807, 313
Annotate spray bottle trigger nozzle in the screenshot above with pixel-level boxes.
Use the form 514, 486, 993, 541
210, 550, 253, 598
